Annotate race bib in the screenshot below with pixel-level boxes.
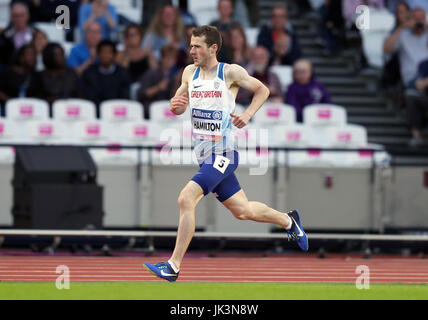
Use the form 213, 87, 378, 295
192, 108, 223, 141
213, 155, 230, 174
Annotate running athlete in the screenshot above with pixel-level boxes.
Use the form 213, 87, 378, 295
144, 26, 308, 282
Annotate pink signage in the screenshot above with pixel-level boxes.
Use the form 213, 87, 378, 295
317, 109, 331, 119
20, 105, 33, 116
86, 124, 100, 135
66, 105, 80, 117
113, 106, 127, 117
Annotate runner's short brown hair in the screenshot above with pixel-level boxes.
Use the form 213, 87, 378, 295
192, 25, 222, 54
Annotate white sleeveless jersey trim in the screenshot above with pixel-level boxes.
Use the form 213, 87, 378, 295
188, 63, 236, 160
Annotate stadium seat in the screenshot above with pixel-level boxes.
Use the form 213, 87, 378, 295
188, 0, 217, 26
303, 103, 347, 127
245, 27, 259, 47
252, 102, 296, 126
150, 100, 180, 123
360, 8, 395, 68
5, 98, 49, 121
72, 120, 138, 164
100, 99, 144, 122
270, 65, 293, 92
34, 22, 66, 43
53, 99, 97, 122
0, 119, 17, 164
26, 120, 65, 144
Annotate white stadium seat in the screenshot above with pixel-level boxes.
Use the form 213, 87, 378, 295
150, 100, 191, 123
100, 99, 144, 122
53, 99, 97, 121
252, 102, 296, 126
0, 119, 17, 164
5, 98, 49, 121
303, 103, 347, 127
270, 65, 293, 92
245, 27, 259, 47
25, 120, 65, 144
34, 22, 66, 43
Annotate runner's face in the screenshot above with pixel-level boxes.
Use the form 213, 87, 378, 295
190, 36, 215, 67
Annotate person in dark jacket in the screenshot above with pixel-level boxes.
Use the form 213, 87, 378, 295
0, 44, 36, 106
27, 42, 79, 116
80, 39, 131, 117
285, 59, 331, 122
256, 5, 301, 66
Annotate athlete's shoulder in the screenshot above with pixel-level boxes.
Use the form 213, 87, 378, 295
224, 63, 248, 81
182, 64, 198, 81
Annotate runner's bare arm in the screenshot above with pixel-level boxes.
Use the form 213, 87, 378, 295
226, 64, 270, 128
170, 65, 195, 115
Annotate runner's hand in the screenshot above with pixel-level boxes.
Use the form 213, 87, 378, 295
170, 92, 188, 115
230, 112, 251, 129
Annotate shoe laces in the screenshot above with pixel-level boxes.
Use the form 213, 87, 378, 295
287, 231, 300, 242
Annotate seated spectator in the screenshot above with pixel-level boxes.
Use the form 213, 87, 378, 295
137, 45, 181, 119
80, 39, 131, 117
405, 59, 428, 146
210, 0, 237, 64
0, 2, 36, 65
319, 0, 344, 55
381, 1, 411, 89
116, 24, 157, 84
27, 43, 79, 113
142, 5, 187, 61
406, 0, 428, 14
0, 44, 36, 105
383, 7, 428, 88
67, 21, 102, 75
257, 5, 302, 66
210, 0, 235, 32
236, 46, 282, 105
78, 0, 118, 40
31, 29, 49, 71
285, 59, 332, 122
228, 23, 252, 67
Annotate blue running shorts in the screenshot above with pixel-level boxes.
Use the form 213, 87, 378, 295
191, 151, 241, 202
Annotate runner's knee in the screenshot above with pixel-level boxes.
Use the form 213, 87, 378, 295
177, 189, 198, 211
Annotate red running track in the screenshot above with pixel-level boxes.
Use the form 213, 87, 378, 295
0, 255, 428, 284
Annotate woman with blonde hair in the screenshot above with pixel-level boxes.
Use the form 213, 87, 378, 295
142, 5, 186, 61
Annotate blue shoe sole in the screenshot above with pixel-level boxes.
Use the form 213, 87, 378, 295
143, 263, 177, 282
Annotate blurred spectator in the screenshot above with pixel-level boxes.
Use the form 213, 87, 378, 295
78, 0, 118, 40
180, 23, 197, 66
383, 7, 428, 88
381, 1, 411, 89
236, 46, 282, 105
210, 0, 236, 63
0, 44, 36, 105
116, 24, 157, 83
67, 21, 102, 75
138, 45, 181, 119
142, 5, 187, 61
210, 0, 235, 32
31, 29, 49, 71
228, 23, 252, 66
406, 0, 428, 13
257, 5, 302, 66
405, 59, 428, 146
319, 0, 344, 55
27, 43, 79, 112
0, 2, 36, 65
285, 59, 332, 122
80, 39, 131, 117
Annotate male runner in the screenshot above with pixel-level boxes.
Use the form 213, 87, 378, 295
144, 26, 308, 282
